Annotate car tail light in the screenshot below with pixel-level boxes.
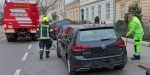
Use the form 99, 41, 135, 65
54, 28, 58, 32
116, 41, 125, 46
72, 45, 90, 51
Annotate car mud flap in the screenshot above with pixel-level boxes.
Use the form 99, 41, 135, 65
6, 34, 15, 38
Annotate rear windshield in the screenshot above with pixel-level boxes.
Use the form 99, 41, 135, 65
56, 20, 71, 27
77, 29, 117, 42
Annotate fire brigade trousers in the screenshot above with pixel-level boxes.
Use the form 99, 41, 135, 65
39, 39, 52, 55
133, 35, 143, 54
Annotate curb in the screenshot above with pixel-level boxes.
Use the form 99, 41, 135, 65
122, 37, 150, 47
129, 61, 150, 70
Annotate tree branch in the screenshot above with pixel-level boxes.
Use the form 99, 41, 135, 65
38, 0, 57, 16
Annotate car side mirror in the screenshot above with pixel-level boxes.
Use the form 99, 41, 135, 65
56, 35, 59, 39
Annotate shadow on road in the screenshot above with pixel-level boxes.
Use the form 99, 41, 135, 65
79, 69, 119, 75
0, 37, 37, 45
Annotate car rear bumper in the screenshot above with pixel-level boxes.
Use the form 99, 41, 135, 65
70, 54, 127, 72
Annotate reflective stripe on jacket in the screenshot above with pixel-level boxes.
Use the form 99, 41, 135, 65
36, 22, 53, 40
127, 16, 144, 36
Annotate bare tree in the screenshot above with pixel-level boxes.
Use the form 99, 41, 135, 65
37, 0, 57, 16
0, 4, 4, 24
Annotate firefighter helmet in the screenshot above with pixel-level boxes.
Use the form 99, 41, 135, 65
42, 17, 50, 22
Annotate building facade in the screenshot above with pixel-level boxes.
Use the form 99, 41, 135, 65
47, 0, 65, 21
115, 0, 150, 26
80, 0, 115, 25
65, 0, 80, 21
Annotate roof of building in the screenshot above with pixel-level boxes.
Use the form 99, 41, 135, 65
65, 0, 79, 7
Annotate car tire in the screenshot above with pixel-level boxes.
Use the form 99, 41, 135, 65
7, 38, 12, 42
13, 38, 17, 42
67, 57, 77, 75
114, 65, 125, 70
56, 42, 61, 58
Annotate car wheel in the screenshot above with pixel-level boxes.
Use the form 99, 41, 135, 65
67, 57, 77, 75
56, 42, 61, 58
114, 65, 125, 70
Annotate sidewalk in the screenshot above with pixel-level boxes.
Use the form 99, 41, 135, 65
126, 43, 150, 70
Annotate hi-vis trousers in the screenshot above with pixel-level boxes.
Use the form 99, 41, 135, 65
133, 35, 143, 54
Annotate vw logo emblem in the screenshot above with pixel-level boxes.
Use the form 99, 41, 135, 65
102, 44, 106, 49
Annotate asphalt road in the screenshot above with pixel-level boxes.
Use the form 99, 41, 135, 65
0, 37, 146, 75
0, 26, 4, 34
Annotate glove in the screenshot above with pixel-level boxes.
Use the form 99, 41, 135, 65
126, 35, 128, 38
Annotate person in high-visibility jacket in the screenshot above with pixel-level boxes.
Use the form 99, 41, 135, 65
36, 17, 53, 60
126, 12, 144, 60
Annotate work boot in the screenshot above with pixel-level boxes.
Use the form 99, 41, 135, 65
46, 51, 50, 58
146, 68, 150, 75
39, 50, 44, 60
131, 54, 140, 60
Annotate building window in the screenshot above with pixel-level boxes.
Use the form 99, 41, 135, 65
73, 11, 75, 20
70, 12, 71, 20
86, 8, 88, 20
120, 4, 125, 20
91, 6, 94, 20
98, 5, 101, 19
76, 10, 78, 21
106, 3, 110, 20
134, 1, 140, 7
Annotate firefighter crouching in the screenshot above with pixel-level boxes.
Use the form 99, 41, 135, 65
36, 17, 53, 60
126, 12, 144, 60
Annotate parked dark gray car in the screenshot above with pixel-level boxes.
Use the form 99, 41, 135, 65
56, 24, 128, 75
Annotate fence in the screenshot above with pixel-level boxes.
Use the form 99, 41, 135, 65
114, 24, 150, 41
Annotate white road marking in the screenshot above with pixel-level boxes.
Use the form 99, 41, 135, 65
14, 69, 21, 75
22, 52, 28, 61
28, 45, 32, 49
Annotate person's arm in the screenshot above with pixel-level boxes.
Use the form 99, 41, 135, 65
127, 22, 138, 36
49, 25, 53, 38
36, 27, 40, 38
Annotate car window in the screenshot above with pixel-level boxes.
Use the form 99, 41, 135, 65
77, 29, 117, 42
56, 20, 71, 27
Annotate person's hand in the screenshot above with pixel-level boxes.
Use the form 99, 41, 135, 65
37, 38, 39, 40
126, 35, 128, 38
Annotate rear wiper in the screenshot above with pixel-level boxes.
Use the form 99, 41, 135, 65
101, 38, 115, 41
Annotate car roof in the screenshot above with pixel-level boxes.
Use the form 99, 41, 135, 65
55, 20, 71, 23
63, 24, 114, 30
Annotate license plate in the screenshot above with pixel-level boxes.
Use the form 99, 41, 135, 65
8, 25, 12, 28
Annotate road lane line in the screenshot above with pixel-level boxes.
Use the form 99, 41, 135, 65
22, 52, 28, 61
14, 69, 21, 75
28, 45, 32, 49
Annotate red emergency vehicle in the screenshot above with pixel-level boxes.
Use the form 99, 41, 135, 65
3, 0, 39, 42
